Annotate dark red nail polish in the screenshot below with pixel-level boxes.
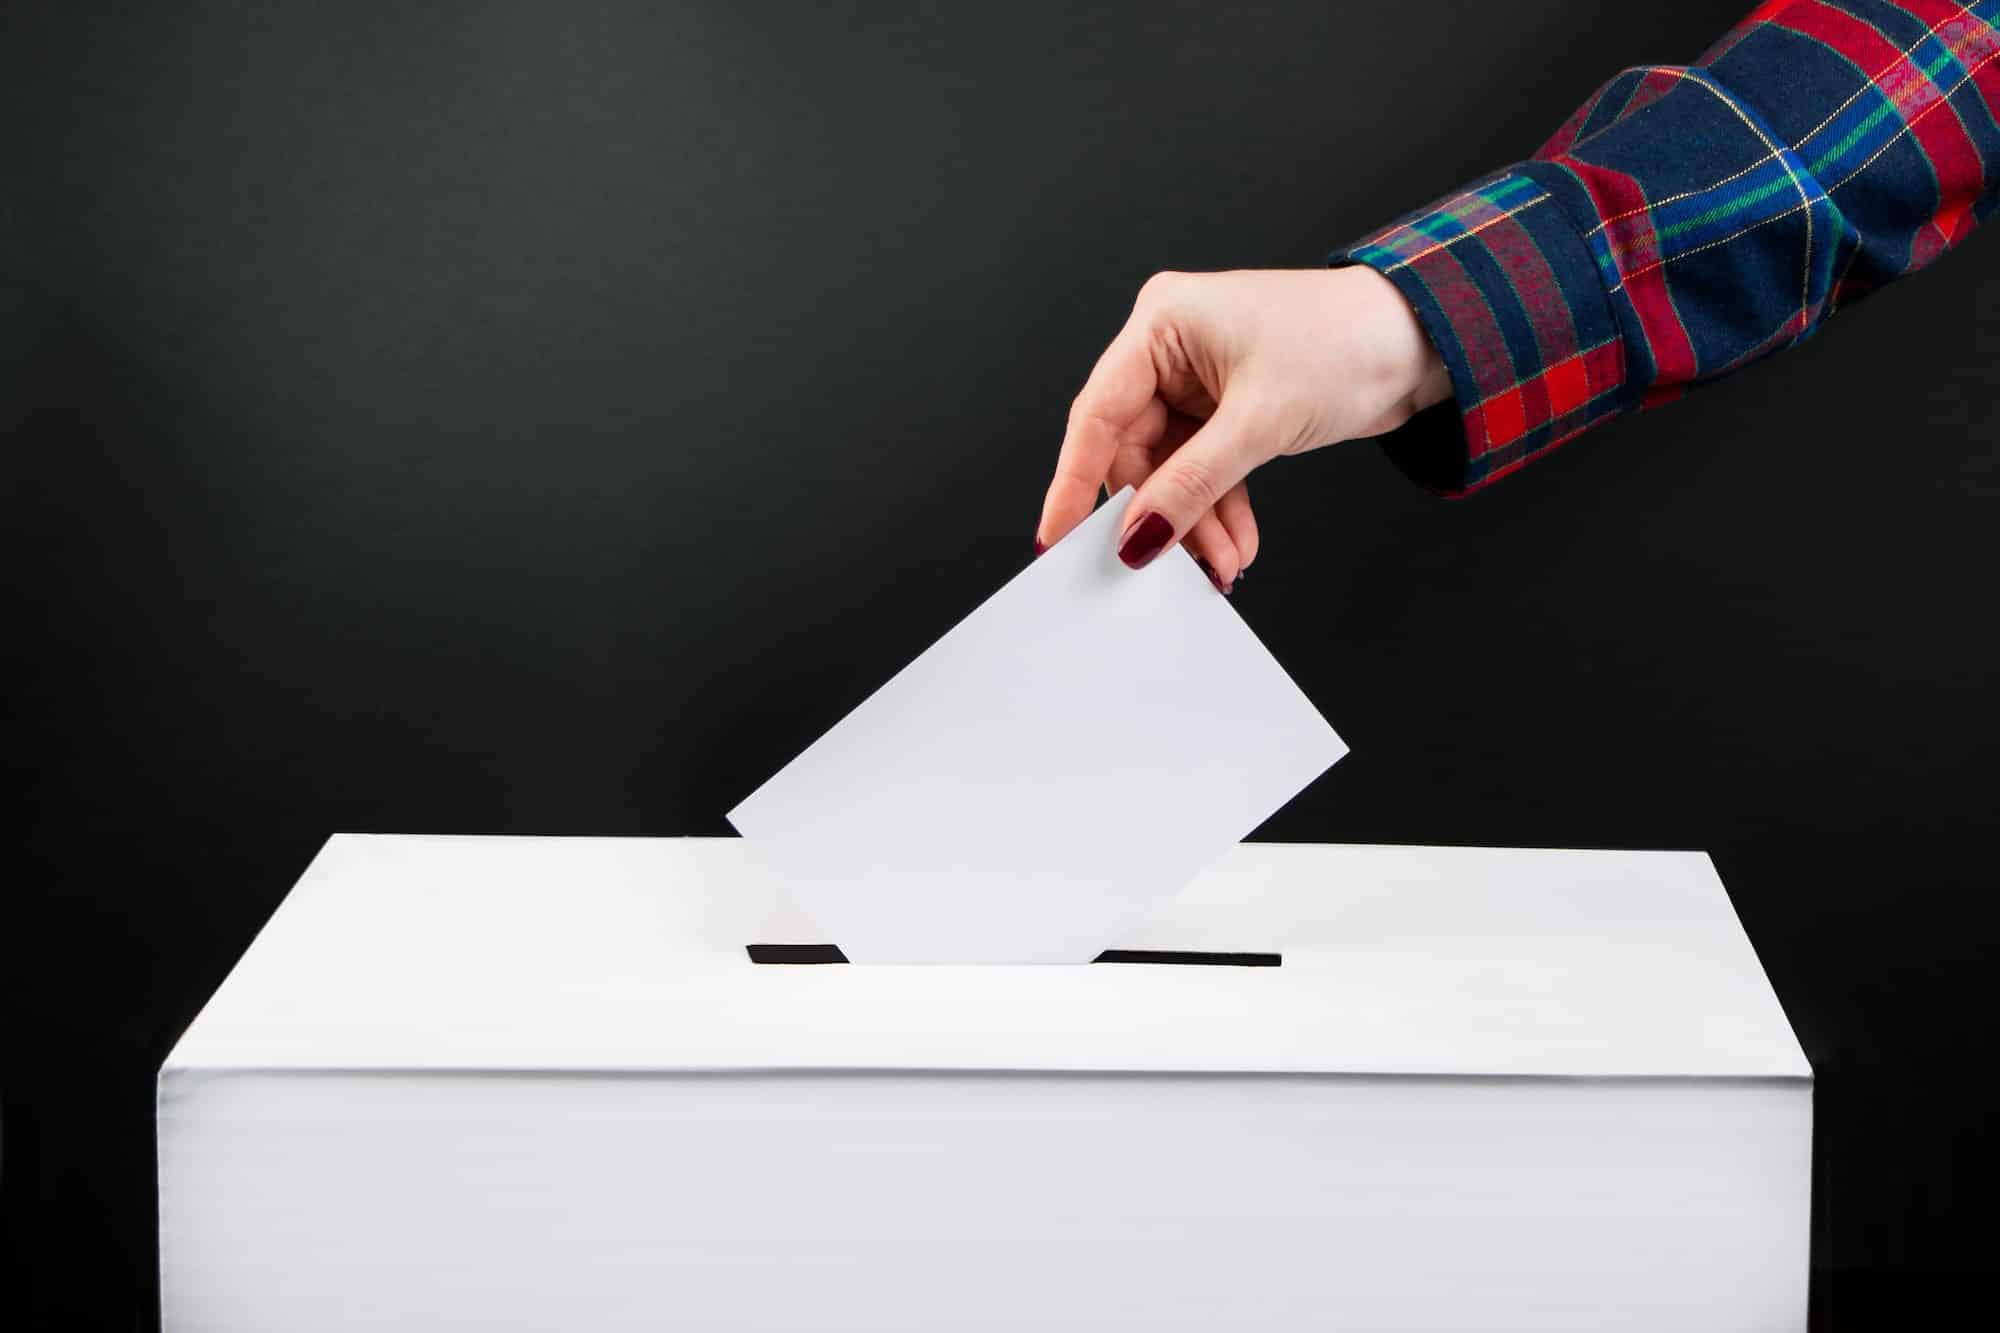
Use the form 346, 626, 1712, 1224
1193, 557, 1232, 596
1033, 537, 1048, 557
1117, 512, 1173, 569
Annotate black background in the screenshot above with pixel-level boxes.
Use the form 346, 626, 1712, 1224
5, 1, 1996, 1327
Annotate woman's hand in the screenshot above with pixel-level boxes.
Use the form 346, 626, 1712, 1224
1035, 267, 1449, 591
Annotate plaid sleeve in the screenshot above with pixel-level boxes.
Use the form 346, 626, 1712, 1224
1334, 0, 2000, 495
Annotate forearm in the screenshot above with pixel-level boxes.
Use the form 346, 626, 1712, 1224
1337, 1, 2000, 495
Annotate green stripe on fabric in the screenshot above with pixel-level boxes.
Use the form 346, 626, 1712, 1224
1354, 176, 1543, 265
1645, 37, 1968, 249
1407, 177, 1537, 241
1805, 42, 1963, 179
1655, 171, 1799, 242
1478, 175, 1538, 205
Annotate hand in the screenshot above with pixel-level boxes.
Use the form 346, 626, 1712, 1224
1034, 267, 1450, 591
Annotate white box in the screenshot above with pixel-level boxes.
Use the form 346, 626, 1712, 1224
158, 836, 1811, 1331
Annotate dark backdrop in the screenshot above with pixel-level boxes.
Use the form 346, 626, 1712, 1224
5, 2, 1996, 1327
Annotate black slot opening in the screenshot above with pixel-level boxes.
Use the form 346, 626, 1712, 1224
746, 944, 1279, 967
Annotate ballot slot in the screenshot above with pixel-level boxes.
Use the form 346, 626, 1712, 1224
745, 944, 1281, 967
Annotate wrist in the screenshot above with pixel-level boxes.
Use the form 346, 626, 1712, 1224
1330, 265, 1451, 429
1355, 266, 1449, 410
1410, 343, 1451, 413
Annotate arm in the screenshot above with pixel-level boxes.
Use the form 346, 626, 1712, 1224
1038, 1, 2000, 579
1336, 0, 2000, 494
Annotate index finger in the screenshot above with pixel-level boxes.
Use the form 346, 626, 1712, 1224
1036, 321, 1159, 551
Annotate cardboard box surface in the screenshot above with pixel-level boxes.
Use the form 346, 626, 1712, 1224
159, 836, 1811, 1330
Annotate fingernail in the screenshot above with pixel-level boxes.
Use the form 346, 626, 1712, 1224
1033, 537, 1048, 557
1193, 557, 1232, 596
1117, 511, 1173, 570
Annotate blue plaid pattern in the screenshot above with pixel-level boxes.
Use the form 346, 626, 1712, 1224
1336, 1, 2000, 494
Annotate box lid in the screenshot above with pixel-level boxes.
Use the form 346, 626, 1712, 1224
163, 835, 1809, 1079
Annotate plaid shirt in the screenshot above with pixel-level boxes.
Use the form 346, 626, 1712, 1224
1335, 0, 2000, 494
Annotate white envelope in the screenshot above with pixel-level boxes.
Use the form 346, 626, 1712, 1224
727, 488, 1346, 962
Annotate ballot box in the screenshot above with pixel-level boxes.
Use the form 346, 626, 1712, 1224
158, 835, 1811, 1331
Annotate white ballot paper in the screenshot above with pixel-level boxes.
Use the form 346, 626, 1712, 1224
727, 489, 1346, 963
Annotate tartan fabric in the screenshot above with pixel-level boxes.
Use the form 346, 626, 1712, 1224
1335, 0, 2000, 495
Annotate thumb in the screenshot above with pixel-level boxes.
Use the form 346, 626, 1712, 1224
1115, 395, 1266, 571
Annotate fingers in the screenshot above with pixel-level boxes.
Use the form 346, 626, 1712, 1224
1104, 413, 1243, 594
1114, 395, 1265, 571
1037, 324, 1161, 551
1214, 483, 1259, 572
1182, 512, 1240, 594
1186, 482, 1257, 593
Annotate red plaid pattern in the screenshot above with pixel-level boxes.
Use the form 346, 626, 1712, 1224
1337, 1, 2000, 493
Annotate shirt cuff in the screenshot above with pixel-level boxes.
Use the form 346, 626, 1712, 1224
1332, 168, 1629, 495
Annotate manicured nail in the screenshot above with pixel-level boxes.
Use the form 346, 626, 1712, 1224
1193, 557, 1232, 596
1117, 511, 1173, 569
1033, 537, 1048, 557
